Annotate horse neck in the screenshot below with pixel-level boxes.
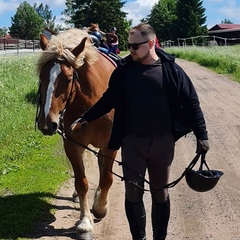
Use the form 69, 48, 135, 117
75, 55, 115, 99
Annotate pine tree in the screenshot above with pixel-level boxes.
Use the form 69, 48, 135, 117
0, 27, 8, 37
175, 0, 207, 39
34, 3, 58, 32
144, 0, 177, 42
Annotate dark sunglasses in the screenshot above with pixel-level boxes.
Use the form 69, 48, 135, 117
127, 40, 149, 50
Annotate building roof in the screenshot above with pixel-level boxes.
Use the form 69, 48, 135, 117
209, 24, 240, 31
208, 27, 240, 34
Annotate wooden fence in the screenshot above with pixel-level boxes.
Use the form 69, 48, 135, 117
162, 35, 240, 48
0, 37, 40, 53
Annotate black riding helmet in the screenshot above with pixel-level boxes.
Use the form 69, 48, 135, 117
185, 152, 223, 192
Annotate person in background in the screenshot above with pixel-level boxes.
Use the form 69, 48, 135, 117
70, 23, 209, 240
88, 24, 119, 54
105, 27, 119, 54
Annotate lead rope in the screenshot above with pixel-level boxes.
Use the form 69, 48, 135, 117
57, 130, 125, 181
35, 83, 41, 132
128, 153, 201, 191
57, 128, 202, 192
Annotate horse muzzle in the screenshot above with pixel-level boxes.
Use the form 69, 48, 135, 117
37, 118, 59, 136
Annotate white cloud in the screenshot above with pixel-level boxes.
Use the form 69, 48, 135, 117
34, 0, 66, 8
0, 0, 66, 15
17, 0, 65, 8
227, 0, 236, 7
123, 0, 158, 26
0, 0, 66, 27
214, 0, 240, 22
2, 0, 239, 30
219, 7, 240, 22
0, 1, 19, 15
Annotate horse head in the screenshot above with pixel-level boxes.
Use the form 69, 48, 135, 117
88, 23, 100, 32
36, 30, 95, 136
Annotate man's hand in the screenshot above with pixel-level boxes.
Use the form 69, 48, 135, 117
69, 117, 88, 134
196, 139, 210, 153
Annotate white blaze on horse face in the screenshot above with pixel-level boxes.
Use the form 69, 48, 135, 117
44, 63, 61, 119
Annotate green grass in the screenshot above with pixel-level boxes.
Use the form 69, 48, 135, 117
0, 53, 70, 239
119, 50, 129, 57
165, 45, 240, 82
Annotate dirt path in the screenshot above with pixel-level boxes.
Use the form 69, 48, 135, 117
32, 59, 240, 240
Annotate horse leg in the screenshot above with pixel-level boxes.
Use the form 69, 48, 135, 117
92, 148, 117, 219
64, 140, 94, 240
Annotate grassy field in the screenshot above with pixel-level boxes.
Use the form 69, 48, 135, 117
0, 46, 239, 239
165, 45, 240, 83
0, 53, 70, 239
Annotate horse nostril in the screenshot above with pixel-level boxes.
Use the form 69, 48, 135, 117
51, 122, 58, 134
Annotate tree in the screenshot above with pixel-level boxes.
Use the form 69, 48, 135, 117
9, 1, 44, 39
62, 0, 130, 50
144, 0, 177, 43
34, 3, 62, 32
0, 27, 8, 37
221, 19, 233, 24
175, 0, 207, 39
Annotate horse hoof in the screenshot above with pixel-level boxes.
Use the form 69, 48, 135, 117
77, 232, 93, 240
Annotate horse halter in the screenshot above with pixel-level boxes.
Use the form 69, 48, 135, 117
59, 69, 80, 132
35, 64, 79, 132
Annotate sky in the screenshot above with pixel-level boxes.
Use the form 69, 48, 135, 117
0, 0, 240, 30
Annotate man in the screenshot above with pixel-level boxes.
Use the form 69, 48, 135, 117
70, 23, 209, 240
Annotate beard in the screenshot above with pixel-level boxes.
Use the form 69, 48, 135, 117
132, 49, 150, 63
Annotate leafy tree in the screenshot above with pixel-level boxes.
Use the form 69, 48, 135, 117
0, 27, 8, 37
175, 0, 207, 39
34, 3, 62, 32
9, 1, 44, 39
144, 0, 177, 43
62, 0, 130, 50
221, 19, 233, 24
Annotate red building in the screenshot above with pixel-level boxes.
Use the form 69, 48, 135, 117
208, 24, 240, 45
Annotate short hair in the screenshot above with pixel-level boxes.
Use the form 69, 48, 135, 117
129, 23, 156, 40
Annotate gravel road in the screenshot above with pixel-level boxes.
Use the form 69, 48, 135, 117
31, 58, 240, 240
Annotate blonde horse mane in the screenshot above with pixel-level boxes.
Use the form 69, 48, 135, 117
37, 28, 98, 74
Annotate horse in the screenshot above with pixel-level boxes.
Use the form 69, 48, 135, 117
36, 28, 118, 240
88, 23, 100, 33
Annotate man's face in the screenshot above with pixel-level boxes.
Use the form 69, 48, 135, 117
128, 30, 150, 63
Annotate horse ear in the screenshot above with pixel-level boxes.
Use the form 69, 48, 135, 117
71, 37, 89, 57
44, 27, 58, 36
40, 33, 49, 50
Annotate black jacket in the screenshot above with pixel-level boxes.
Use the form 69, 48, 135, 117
82, 48, 208, 150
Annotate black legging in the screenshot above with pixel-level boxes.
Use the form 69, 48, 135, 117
121, 133, 175, 204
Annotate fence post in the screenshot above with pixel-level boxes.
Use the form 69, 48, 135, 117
17, 37, 19, 55
33, 40, 35, 52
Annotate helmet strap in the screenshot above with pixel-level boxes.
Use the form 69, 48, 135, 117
199, 152, 214, 177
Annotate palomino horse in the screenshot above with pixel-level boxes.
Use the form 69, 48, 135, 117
88, 23, 100, 33
36, 29, 117, 240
